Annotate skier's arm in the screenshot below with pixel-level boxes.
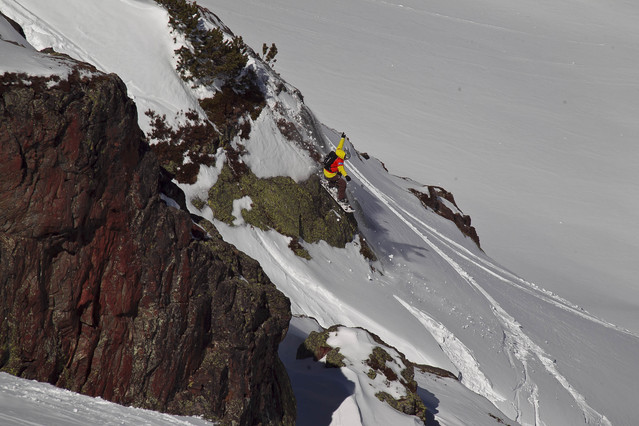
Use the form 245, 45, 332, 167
337, 132, 348, 177
337, 161, 349, 179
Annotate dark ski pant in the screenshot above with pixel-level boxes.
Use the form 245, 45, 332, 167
326, 175, 347, 201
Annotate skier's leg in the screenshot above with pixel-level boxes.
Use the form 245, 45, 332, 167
337, 177, 347, 201
326, 175, 338, 188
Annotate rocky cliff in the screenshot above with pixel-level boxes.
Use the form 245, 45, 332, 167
0, 56, 295, 424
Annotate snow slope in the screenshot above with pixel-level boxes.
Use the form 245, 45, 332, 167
216, 127, 638, 425
1, 0, 201, 134
0, 12, 77, 78
202, 0, 639, 335
0, 373, 214, 426
2, 1, 639, 425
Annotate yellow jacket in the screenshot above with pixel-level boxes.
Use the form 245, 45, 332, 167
323, 136, 348, 178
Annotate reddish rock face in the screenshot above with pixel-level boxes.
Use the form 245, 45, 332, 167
0, 65, 294, 424
410, 186, 481, 249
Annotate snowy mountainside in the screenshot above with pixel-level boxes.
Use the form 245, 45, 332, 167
215, 126, 638, 425
202, 0, 639, 336
2, 1, 639, 425
0, 12, 71, 77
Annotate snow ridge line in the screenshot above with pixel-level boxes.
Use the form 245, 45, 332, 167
340, 145, 612, 425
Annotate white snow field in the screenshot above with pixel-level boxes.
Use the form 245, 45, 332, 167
202, 0, 639, 335
2, 1, 639, 425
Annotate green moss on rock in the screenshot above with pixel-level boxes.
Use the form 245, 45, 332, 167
208, 161, 357, 250
288, 237, 311, 260
191, 196, 206, 211
375, 391, 429, 423
367, 346, 396, 379
366, 344, 427, 422
296, 327, 345, 368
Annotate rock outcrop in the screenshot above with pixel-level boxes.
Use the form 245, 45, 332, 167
296, 324, 457, 425
0, 57, 294, 424
410, 186, 481, 249
207, 153, 358, 252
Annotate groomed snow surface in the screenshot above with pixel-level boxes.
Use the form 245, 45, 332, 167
2, 1, 639, 425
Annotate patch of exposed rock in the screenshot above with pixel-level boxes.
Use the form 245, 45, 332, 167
410, 186, 481, 249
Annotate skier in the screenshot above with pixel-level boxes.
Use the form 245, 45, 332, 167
323, 132, 352, 202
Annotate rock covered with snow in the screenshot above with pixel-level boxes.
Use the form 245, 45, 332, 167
297, 323, 447, 424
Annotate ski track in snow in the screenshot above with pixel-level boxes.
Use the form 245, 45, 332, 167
327, 134, 613, 425
245, 226, 396, 339
249, 226, 349, 320
394, 297, 504, 404
397, 204, 639, 339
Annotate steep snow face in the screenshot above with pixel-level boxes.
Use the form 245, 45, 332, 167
0, 15, 76, 77
201, 0, 639, 335
241, 107, 315, 181
3, 1, 639, 425
1, 0, 199, 134
217, 128, 638, 425
238, 65, 318, 182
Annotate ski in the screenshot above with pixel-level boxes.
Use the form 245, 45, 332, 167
320, 177, 355, 213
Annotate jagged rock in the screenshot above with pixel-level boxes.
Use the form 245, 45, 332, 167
410, 186, 481, 249
296, 325, 345, 368
0, 60, 294, 425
